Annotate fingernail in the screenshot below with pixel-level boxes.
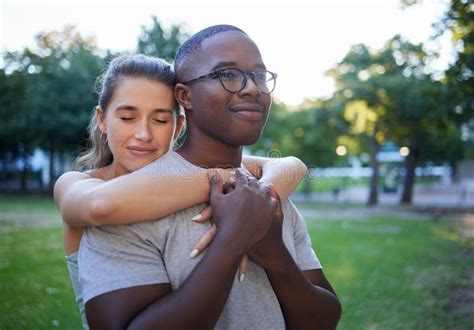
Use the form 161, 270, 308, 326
189, 249, 199, 258
191, 214, 202, 221
239, 273, 245, 282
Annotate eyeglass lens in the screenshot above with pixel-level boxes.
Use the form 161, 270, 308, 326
218, 68, 275, 94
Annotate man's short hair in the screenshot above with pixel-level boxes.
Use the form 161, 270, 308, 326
174, 24, 247, 81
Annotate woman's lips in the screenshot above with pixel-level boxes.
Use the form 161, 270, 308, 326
127, 146, 157, 156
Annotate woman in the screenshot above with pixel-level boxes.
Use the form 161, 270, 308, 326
54, 54, 307, 328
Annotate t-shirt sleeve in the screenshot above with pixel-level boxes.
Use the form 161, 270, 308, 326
78, 222, 170, 304
287, 200, 322, 271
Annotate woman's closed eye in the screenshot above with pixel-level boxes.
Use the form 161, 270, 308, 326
119, 116, 135, 121
153, 118, 168, 124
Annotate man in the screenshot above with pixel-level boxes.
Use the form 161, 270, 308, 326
80, 25, 341, 329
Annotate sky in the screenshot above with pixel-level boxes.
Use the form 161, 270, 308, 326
1, 0, 453, 106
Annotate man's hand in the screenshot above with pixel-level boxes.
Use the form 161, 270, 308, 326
248, 184, 286, 270
209, 169, 277, 254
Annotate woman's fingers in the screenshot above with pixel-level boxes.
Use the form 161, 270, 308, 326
189, 224, 217, 258
238, 254, 249, 282
191, 205, 212, 222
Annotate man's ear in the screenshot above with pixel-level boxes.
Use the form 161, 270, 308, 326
174, 83, 193, 111
96, 106, 107, 134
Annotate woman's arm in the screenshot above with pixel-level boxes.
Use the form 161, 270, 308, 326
54, 169, 211, 227
54, 156, 306, 228
242, 156, 307, 200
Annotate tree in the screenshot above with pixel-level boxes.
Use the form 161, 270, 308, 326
377, 36, 463, 203
3, 26, 103, 190
328, 43, 393, 205
402, 0, 474, 164
249, 98, 344, 194
328, 35, 462, 205
440, 1, 474, 163
137, 16, 189, 62
0, 68, 33, 190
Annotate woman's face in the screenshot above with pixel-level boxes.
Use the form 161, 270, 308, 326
97, 77, 182, 176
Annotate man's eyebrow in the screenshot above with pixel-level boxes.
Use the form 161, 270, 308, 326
211, 61, 267, 71
211, 61, 238, 71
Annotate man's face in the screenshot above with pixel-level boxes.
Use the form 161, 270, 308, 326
185, 31, 272, 147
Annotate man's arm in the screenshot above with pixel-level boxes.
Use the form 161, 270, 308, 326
263, 251, 342, 329
86, 236, 244, 329
248, 190, 342, 329
85, 171, 278, 329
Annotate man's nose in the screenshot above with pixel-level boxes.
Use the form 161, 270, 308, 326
238, 73, 261, 96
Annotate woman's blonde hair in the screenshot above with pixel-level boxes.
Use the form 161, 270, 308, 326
74, 54, 179, 171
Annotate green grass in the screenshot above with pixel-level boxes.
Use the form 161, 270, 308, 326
306, 214, 472, 329
0, 196, 472, 329
0, 225, 81, 329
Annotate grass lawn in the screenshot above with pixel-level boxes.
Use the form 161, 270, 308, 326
0, 195, 472, 329
305, 214, 472, 329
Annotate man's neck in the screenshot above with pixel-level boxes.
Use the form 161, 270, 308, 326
177, 136, 243, 169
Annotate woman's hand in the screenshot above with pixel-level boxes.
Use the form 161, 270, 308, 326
189, 205, 249, 282
190, 169, 268, 282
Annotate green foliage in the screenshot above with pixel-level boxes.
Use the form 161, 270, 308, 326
250, 98, 345, 168
137, 16, 189, 62
437, 0, 474, 123
328, 35, 464, 204
0, 68, 30, 158
2, 26, 104, 186
403, 0, 474, 158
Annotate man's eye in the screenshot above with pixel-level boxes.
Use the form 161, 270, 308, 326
255, 72, 267, 82
219, 71, 238, 79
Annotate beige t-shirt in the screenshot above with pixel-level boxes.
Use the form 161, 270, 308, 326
79, 150, 321, 329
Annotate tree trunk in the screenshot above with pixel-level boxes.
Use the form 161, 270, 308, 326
303, 177, 312, 201
367, 136, 380, 206
58, 149, 65, 174
20, 152, 28, 192
400, 146, 419, 204
49, 141, 56, 191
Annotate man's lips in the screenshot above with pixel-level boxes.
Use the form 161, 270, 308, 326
230, 103, 265, 120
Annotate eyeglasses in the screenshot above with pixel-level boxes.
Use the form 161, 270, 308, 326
181, 67, 277, 94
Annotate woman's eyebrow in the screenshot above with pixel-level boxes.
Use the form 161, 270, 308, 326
115, 105, 137, 111
114, 106, 173, 114
153, 109, 174, 114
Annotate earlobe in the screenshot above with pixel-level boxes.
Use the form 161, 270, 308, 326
174, 84, 193, 111
173, 115, 186, 140
96, 106, 107, 134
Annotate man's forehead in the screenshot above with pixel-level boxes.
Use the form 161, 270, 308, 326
198, 31, 264, 67
201, 31, 256, 53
